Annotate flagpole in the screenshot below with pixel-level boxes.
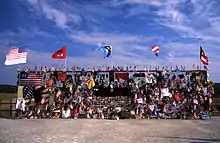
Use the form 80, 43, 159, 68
156, 56, 159, 70
64, 59, 67, 69
199, 45, 201, 70
200, 61, 202, 70
64, 46, 67, 70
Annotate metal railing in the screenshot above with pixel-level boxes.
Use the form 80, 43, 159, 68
0, 100, 16, 118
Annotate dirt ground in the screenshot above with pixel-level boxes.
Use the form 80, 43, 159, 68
0, 118, 220, 143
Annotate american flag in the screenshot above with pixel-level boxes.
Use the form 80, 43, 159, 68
23, 85, 34, 100
5, 47, 27, 66
200, 47, 208, 65
19, 71, 42, 86
23, 85, 35, 104
152, 45, 159, 57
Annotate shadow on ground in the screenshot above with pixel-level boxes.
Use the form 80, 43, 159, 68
150, 136, 220, 143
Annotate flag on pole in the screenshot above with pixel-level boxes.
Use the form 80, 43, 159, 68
200, 47, 208, 65
152, 45, 159, 57
52, 46, 66, 59
5, 47, 27, 66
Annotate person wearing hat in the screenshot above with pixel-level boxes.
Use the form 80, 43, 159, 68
53, 107, 61, 119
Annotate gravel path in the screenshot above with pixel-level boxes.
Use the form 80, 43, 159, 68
0, 118, 220, 143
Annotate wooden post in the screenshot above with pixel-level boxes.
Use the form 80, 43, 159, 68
10, 100, 12, 117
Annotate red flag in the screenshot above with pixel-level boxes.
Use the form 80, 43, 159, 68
152, 45, 159, 57
52, 46, 66, 59
200, 47, 208, 65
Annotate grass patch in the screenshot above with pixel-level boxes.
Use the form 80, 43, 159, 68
0, 110, 11, 117
0, 85, 17, 93
0, 104, 13, 117
0, 93, 17, 100
0, 93, 17, 117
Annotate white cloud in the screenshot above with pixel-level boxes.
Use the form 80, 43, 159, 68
118, 0, 220, 77
71, 32, 156, 45
0, 28, 54, 46
42, 5, 68, 29
123, 0, 163, 6
167, 1, 220, 43
25, 0, 82, 29
69, 14, 82, 24
121, 0, 220, 44
27, 0, 38, 5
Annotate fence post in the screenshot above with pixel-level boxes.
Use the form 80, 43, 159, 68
10, 100, 12, 117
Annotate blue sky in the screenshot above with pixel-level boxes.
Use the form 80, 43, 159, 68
0, 0, 220, 85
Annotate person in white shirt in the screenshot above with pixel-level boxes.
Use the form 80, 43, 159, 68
62, 104, 71, 119
16, 98, 25, 111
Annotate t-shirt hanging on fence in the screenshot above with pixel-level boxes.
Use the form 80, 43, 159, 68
85, 76, 95, 89
115, 72, 129, 81
137, 98, 143, 104
66, 75, 73, 83
55, 81, 63, 87
146, 74, 155, 84
174, 92, 181, 101
57, 72, 67, 82
203, 87, 208, 95
161, 88, 172, 98
17, 86, 24, 99
80, 76, 88, 82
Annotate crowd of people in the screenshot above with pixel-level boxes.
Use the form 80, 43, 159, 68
15, 65, 214, 120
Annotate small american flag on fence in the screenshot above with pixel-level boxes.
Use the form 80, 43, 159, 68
5, 47, 27, 66
18, 71, 42, 86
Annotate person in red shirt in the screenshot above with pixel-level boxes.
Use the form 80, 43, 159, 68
174, 90, 181, 102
